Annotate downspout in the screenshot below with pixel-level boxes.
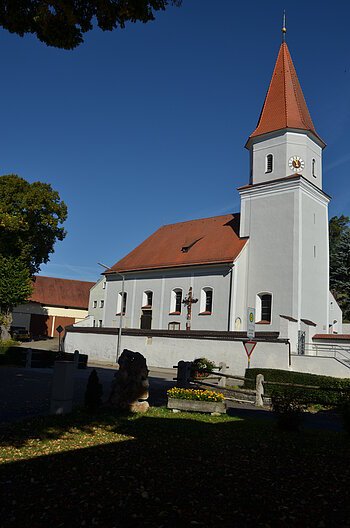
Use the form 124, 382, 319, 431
227, 265, 234, 331
288, 339, 291, 367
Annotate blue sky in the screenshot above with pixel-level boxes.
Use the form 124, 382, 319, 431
1, 0, 350, 281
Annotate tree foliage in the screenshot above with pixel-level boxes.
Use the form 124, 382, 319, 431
329, 215, 350, 321
0, 0, 181, 50
0, 175, 67, 275
0, 256, 33, 339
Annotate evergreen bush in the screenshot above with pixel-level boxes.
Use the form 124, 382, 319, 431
84, 369, 103, 411
338, 395, 350, 434
244, 368, 350, 405
271, 390, 306, 432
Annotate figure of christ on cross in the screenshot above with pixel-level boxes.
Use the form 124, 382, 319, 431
182, 286, 198, 331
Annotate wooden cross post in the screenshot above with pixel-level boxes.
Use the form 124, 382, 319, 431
182, 286, 198, 331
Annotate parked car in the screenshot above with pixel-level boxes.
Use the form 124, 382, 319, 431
11, 327, 31, 342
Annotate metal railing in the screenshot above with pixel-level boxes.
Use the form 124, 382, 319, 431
303, 342, 350, 367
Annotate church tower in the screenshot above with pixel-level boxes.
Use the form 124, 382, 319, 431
238, 28, 330, 336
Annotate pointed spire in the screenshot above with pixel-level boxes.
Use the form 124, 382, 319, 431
248, 41, 325, 146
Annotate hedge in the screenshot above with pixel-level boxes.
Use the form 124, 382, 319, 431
244, 368, 350, 405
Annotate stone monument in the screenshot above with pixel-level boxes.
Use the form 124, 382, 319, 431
109, 349, 149, 413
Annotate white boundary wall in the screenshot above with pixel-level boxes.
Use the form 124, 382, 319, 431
291, 355, 350, 378
65, 330, 290, 377
65, 329, 350, 378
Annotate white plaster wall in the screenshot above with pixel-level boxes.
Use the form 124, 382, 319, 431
103, 266, 233, 332
89, 277, 106, 326
291, 355, 350, 378
232, 245, 248, 330
239, 185, 296, 331
239, 178, 329, 334
329, 292, 343, 334
342, 323, 350, 334
250, 131, 322, 188
300, 191, 329, 333
74, 315, 94, 327
64, 330, 289, 376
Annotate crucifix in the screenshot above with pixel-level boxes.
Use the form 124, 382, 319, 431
182, 286, 198, 331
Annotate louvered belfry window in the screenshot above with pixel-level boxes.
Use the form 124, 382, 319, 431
266, 154, 273, 173
261, 294, 272, 322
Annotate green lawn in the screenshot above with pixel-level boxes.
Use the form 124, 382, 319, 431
0, 408, 349, 527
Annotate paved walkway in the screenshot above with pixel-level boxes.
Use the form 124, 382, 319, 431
0, 364, 343, 431
0, 364, 176, 424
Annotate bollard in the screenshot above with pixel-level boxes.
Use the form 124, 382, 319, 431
25, 348, 32, 369
50, 361, 75, 414
176, 361, 192, 388
73, 350, 79, 369
255, 374, 264, 407
218, 362, 227, 387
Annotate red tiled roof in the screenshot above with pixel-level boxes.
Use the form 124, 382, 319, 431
313, 334, 350, 341
248, 42, 324, 145
108, 214, 247, 273
31, 276, 94, 309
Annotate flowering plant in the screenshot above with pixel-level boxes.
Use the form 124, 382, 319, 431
190, 357, 216, 379
167, 387, 224, 402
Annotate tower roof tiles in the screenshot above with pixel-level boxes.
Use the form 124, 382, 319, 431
248, 42, 324, 146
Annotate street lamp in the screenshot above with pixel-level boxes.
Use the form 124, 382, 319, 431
97, 262, 125, 362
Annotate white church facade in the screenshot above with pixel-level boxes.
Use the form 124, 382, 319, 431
66, 36, 348, 376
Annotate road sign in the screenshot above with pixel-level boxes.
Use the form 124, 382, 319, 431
243, 340, 257, 369
56, 325, 64, 334
247, 307, 255, 339
243, 340, 257, 358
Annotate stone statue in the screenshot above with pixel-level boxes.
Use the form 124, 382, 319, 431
109, 349, 149, 413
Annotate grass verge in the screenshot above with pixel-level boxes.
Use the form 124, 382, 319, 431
0, 407, 349, 527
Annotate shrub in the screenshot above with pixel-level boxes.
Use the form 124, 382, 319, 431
0, 344, 23, 365
84, 369, 103, 411
190, 357, 216, 378
167, 387, 224, 402
0, 339, 19, 355
338, 395, 350, 434
244, 368, 350, 406
271, 390, 307, 432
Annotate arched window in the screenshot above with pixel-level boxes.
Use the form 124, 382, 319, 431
256, 293, 272, 323
265, 154, 273, 174
170, 288, 182, 314
142, 290, 153, 308
117, 291, 127, 315
312, 158, 316, 177
200, 287, 213, 314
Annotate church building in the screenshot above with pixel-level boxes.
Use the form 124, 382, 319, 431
66, 30, 349, 376
90, 37, 340, 342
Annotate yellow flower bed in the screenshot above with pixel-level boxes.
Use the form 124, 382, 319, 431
167, 387, 225, 402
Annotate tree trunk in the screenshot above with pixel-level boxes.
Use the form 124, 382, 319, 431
0, 310, 12, 341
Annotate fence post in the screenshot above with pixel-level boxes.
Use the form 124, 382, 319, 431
255, 374, 264, 407
218, 362, 227, 388
73, 350, 80, 369
25, 348, 32, 369
176, 361, 192, 388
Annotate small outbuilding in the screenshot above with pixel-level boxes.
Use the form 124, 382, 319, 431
12, 276, 94, 339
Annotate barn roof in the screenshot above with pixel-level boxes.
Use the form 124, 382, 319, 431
31, 276, 94, 309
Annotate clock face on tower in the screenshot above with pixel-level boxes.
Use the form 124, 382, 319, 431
288, 156, 305, 172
